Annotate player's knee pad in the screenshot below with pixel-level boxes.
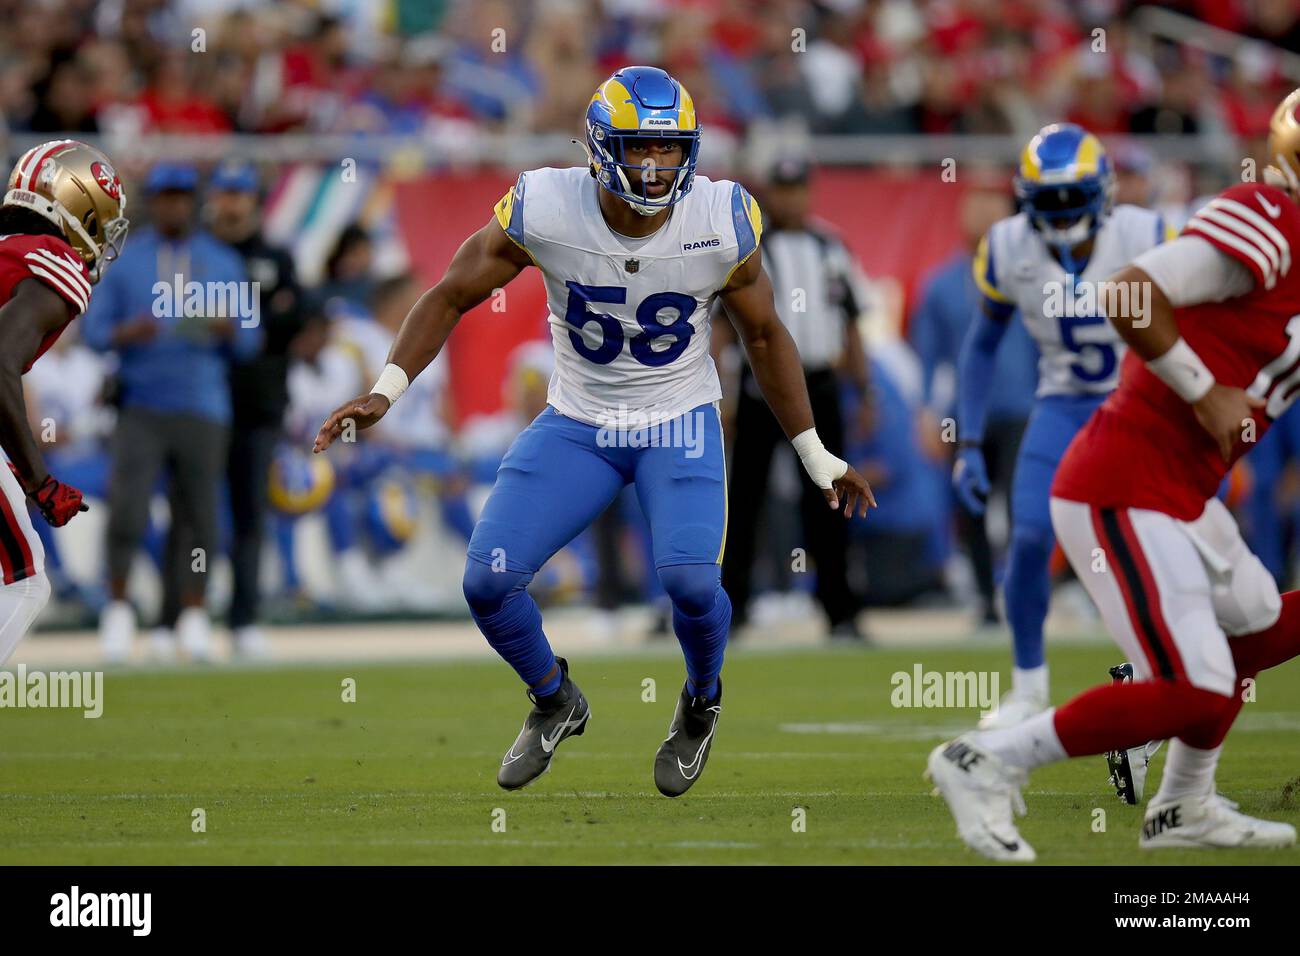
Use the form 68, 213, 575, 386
1182, 496, 1280, 635
657, 563, 721, 618
461, 558, 530, 618
1214, 551, 1281, 636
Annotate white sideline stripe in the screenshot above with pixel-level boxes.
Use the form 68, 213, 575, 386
1212, 197, 1291, 273
29, 248, 91, 297
1195, 207, 1282, 273
1186, 218, 1276, 287
24, 263, 86, 312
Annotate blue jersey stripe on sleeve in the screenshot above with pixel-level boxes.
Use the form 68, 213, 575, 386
731, 183, 757, 264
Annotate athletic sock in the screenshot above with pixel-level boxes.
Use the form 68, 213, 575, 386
1052, 679, 1235, 757
1012, 664, 1049, 701
667, 572, 730, 701
532, 665, 563, 699
464, 560, 557, 690
973, 707, 1067, 770
1151, 740, 1221, 805
1230, 589, 1300, 675
1005, 526, 1052, 670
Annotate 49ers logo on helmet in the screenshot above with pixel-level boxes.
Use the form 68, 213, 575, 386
91, 161, 121, 201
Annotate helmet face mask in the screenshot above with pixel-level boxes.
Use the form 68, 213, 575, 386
1014, 123, 1114, 256
3, 140, 130, 283
585, 67, 701, 217
1019, 180, 1108, 248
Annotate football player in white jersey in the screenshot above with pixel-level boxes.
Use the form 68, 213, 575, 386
315, 66, 875, 796
953, 124, 1173, 741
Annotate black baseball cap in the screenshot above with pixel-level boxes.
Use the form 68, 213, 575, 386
769, 156, 811, 186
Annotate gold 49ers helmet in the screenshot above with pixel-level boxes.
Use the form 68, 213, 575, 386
1266, 88, 1300, 196
3, 139, 129, 282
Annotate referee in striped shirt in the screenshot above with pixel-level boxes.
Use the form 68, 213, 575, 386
716, 157, 869, 640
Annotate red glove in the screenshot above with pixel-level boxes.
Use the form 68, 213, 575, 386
26, 474, 88, 527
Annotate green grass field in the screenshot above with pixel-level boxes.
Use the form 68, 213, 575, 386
2, 640, 1298, 865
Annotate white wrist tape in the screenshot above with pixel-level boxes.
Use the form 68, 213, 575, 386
371, 363, 410, 406
792, 427, 848, 490
1147, 339, 1215, 403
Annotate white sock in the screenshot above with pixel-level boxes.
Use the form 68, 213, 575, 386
974, 707, 1067, 770
1012, 665, 1049, 701
1151, 740, 1220, 804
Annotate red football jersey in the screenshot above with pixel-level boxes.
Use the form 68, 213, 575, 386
1054, 181, 1300, 520
0, 232, 93, 372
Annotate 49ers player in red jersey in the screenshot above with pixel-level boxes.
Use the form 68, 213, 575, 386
927, 91, 1300, 861
0, 140, 128, 665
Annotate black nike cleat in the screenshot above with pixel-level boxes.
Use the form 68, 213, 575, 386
497, 657, 590, 790
1103, 662, 1162, 805
654, 680, 721, 797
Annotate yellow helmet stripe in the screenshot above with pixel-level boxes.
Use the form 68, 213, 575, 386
593, 78, 640, 130
677, 85, 697, 131
1073, 134, 1101, 177
1019, 140, 1042, 182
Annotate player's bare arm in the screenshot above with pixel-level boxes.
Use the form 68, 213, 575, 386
0, 280, 73, 487
1103, 262, 1261, 462
718, 252, 876, 517
313, 220, 531, 453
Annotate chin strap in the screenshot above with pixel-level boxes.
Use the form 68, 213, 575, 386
1039, 213, 1101, 277
612, 163, 670, 216
575, 137, 676, 217
571, 137, 595, 168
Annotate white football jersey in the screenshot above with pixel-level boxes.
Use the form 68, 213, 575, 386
974, 203, 1173, 397
493, 166, 762, 426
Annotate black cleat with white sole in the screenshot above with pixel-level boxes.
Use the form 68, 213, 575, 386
1103, 662, 1162, 805
497, 657, 590, 790
654, 680, 721, 797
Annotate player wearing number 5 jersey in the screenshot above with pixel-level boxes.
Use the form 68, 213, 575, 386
954, 124, 1172, 727
929, 89, 1300, 861
313, 66, 875, 796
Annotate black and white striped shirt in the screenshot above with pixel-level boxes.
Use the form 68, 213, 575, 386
759, 221, 869, 370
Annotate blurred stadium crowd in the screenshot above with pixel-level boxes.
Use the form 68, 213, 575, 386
2, 0, 1300, 140
5, 0, 1300, 657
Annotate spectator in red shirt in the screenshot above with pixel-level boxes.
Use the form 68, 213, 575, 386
138, 50, 231, 133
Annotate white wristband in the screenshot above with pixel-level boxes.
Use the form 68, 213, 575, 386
371, 363, 410, 406
1147, 339, 1215, 403
791, 427, 848, 490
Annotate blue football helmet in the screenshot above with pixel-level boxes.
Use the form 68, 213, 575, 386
1014, 123, 1114, 258
584, 66, 701, 216
365, 473, 418, 555
268, 446, 335, 516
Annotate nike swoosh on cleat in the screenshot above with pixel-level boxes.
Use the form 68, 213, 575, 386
985, 828, 1020, 853
502, 735, 528, 766
540, 704, 583, 754
675, 709, 721, 780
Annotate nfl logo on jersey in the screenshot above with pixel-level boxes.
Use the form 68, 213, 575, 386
625, 258, 640, 274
